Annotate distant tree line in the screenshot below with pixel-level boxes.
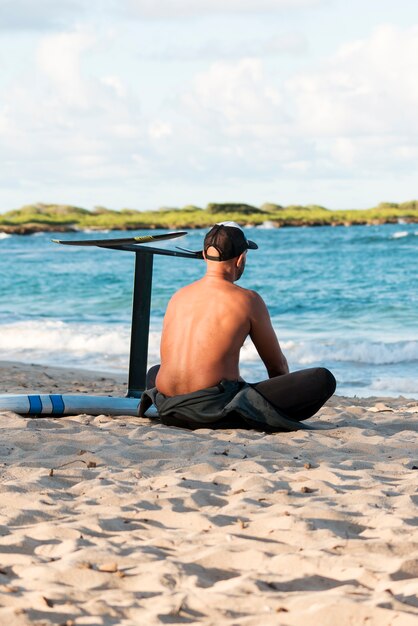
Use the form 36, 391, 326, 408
0, 200, 417, 234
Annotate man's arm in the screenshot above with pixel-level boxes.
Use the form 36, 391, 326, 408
248, 291, 289, 377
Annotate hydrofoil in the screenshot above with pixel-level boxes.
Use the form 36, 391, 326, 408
0, 230, 202, 417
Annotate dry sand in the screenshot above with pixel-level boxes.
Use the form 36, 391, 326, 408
0, 360, 417, 625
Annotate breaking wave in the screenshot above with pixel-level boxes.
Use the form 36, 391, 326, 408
1, 321, 416, 382
241, 337, 418, 366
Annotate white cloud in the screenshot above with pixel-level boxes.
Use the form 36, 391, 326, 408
0, 27, 150, 199
149, 121, 172, 139
170, 23, 418, 182
37, 30, 95, 107
394, 145, 418, 161
0, 0, 326, 31
101, 75, 127, 98
143, 34, 307, 61
0, 106, 10, 134
330, 137, 357, 166
1, 17, 418, 210
0, 0, 84, 31
184, 59, 285, 126
288, 24, 418, 136
283, 160, 311, 173
125, 0, 324, 19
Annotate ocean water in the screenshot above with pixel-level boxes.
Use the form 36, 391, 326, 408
0, 223, 417, 398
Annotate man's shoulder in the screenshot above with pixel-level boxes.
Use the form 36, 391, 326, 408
225, 285, 265, 314
168, 279, 203, 303
171, 280, 261, 303
233, 284, 261, 300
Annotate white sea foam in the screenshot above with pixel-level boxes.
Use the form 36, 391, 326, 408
1, 321, 416, 371
241, 337, 418, 396
0, 320, 162, 372
82, 229, 110, 234
371, 377, 418, 394
1, 321, 417, 399
0, 233, 11, 240
391, 231, 409, 239
241, 337, 418, 366
256, 221, 276, 229
292, 339, 418, 365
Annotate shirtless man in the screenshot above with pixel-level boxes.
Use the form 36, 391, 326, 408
141, 222, 336, 431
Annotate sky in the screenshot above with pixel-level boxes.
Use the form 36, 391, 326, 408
0, 0, 417, 212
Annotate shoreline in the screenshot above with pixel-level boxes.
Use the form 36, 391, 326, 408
1, 217, 418, 235
1, 201, 418, 234
1, 359, 417, 402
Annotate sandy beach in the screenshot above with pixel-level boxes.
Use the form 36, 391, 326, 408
0, 361, 417, 625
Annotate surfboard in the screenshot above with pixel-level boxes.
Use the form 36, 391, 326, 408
0, 393, 157, 418
52, 231, 187, 247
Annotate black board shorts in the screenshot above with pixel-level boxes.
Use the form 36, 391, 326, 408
139, 379, 311, 432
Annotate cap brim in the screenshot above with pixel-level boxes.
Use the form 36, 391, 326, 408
247, 240, 258, 250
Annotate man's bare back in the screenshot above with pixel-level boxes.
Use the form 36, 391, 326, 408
141, 223, 335, 430
156, 250, 288, 396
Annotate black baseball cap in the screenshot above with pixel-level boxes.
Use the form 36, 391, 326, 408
204, 221, 258, 262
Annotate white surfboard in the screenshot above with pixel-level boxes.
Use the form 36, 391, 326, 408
0, 393, 157, 417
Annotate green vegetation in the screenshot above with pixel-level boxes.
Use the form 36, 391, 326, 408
0, 200, 417, 234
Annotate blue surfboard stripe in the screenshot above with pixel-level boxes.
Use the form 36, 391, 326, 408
29, 395, 43, 414
49, 394, 65, 415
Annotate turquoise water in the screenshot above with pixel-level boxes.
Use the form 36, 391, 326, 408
0, 223, 417, 397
